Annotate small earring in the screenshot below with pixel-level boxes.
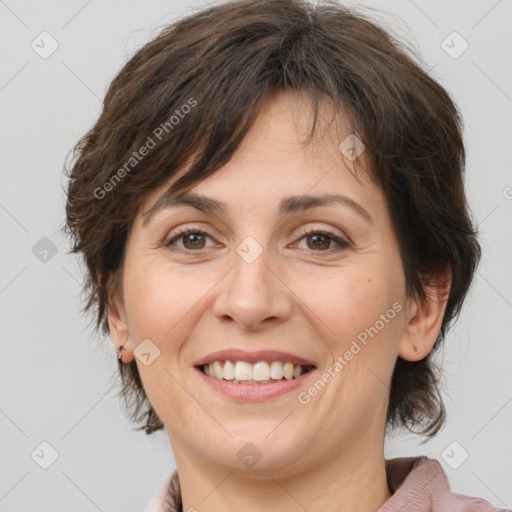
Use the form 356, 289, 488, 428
412, 344, 419, 355
117, 344, 126, 363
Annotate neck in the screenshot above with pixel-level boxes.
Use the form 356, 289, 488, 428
172, 434, 392, 512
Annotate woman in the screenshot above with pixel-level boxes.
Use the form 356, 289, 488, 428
63, 0, 507, 510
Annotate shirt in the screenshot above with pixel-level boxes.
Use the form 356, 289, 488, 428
144, 456, 509, 512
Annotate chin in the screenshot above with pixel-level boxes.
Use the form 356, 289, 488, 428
201, 429, 308, 474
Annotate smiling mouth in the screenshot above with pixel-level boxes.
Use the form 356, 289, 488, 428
197, 360, 316, 384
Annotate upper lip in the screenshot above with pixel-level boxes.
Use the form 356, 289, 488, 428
193, 349, 317, 368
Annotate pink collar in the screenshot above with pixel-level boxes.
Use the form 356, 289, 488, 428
144, 456, 506, 512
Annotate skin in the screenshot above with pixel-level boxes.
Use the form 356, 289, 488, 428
108, 90, 450, 512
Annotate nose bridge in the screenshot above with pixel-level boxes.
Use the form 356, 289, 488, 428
213, 233, 291, 328
235, 234, 271, 291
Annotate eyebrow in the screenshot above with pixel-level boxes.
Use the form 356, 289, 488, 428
142, 191, 373, 225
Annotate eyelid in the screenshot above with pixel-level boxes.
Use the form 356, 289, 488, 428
292, 225, 351, 251
291, 223, 353, 246
163, 225, 215, 248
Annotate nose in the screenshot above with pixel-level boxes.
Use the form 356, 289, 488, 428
212, 243, 293, 331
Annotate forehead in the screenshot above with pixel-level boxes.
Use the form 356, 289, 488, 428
230, 90, 360, 163
138, 90, 379, 223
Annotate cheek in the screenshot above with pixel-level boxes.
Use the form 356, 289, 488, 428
305, 270, 404, 417
300, 267, 404, 344
297, 266, 407, 406
122, 259, 183, 339
122, 256, 224, 344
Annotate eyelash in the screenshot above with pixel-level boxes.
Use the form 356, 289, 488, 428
163, 226, 351, 254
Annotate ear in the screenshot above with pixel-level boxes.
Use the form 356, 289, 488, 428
107, 295, 134, 363
398, 265, 452, 361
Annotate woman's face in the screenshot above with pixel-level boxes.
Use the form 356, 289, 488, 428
109, 91, 440, 476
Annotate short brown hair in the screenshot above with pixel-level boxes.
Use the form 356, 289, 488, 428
63, 0, 481, 438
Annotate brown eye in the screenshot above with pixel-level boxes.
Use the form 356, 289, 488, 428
305, 233, 332, 251
295, 227, 351, 252
164, 228, 213, 251
181, 232, 207, 250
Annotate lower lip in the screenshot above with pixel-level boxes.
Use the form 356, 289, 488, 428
195, 367, 316, 402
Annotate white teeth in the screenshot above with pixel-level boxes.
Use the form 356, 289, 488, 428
234, 361, 253, 380
213, 361, 223, 379
270, 361, 284, 379
252, 361, 270, 381
283, 362, 294, 380
223, 360, 235, 380
201, 360, 312, 383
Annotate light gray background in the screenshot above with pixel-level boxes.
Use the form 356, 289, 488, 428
1, 0, 511, 510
